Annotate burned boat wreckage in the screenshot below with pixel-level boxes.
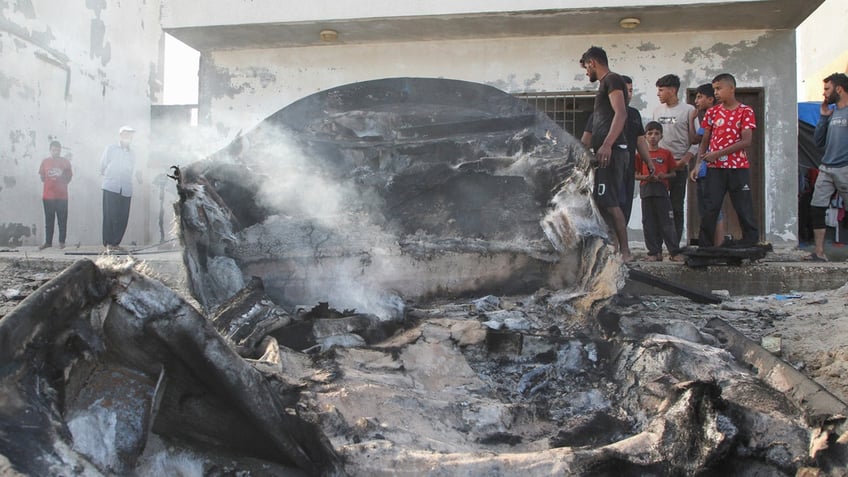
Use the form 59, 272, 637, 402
2, 78, 848, 476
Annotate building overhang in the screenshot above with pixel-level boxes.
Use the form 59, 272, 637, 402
162, 1, 823, 51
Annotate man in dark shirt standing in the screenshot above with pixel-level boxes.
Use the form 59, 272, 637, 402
580, 46, 633, 262
581, 76, 652, 226
621, 75, 653, 225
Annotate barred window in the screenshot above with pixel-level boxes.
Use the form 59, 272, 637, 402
514, 92, 594, 139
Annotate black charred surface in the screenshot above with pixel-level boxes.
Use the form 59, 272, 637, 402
191, 162, 271, 230
152, 365, 285, 461
271, 320, 317, 352
0, 261, 342, 476
0, 366, 69, 476
0, 260, 110, 475
145, 307, 340, 476
261, 78, 574, 242
684, 243, 773, 267
626, 268, 722, 304
0, 260, 109, 364
212, 277, 268, 336
549, 412, 632, 448
210, 276, 296, 357
177, 77, 592, 311
385, 170, 543, 240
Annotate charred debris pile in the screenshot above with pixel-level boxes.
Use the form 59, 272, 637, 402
1, 78, 847, 476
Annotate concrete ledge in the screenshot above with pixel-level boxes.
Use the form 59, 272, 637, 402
623, 261, 848, 297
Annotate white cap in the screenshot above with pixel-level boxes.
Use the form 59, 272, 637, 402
119, 125, 136, 133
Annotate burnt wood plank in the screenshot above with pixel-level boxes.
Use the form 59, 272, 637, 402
626, 268, 722, 304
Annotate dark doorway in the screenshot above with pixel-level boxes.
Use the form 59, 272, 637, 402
685, 87, 765, 245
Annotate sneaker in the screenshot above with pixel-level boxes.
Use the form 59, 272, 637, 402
58, 243, 66, 249
38, 243, 51, 250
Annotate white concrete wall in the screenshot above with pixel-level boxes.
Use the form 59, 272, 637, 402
797, 0, 848, 102
197, 29, 798, 244
0, 0, 163, 247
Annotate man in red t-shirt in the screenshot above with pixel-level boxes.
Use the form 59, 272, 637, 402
697, 73, 759, 247
38, 140, 73, 250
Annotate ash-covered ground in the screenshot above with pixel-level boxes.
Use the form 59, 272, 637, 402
2, 253, 848, 476
4, 252, 844, 407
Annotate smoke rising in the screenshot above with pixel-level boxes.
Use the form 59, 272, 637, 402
233, 127, 406, 319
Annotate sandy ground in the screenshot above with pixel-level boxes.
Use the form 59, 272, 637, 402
2, 245, 847, 406
610, 285, 848, 405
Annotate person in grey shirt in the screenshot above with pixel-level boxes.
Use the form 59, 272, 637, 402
809, 73, 848, 261
100, 125, 136, 249
653, 74, 696, 248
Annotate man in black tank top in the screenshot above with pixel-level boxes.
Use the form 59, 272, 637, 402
580, 46, 638, 262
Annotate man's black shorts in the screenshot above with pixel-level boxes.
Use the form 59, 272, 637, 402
593, 146, 628, 208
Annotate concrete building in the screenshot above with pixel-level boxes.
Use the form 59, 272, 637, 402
162, 0, 824, 246
0, 1, 163, 247
1, 1, 828, 248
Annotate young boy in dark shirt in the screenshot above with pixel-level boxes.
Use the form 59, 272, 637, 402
688, 83, 726, 246
636, 122, 684, 262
